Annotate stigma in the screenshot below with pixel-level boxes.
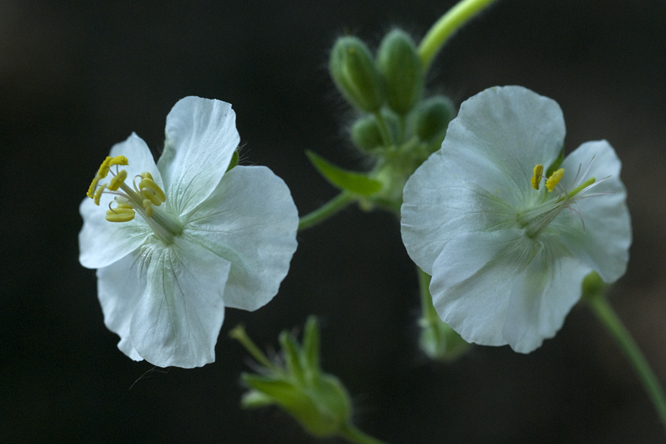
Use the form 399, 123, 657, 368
521, 160, 600, 238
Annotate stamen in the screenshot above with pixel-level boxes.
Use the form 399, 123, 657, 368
93, 184, 107, 205
97, 157, 113, 178
531, 164, 544, 190
558, 177, 596, 202
105, 201, 135, 222
143, 199, 154, 218
545, 168, 564, 192
108, 170, 128, 191
87, 175, 101, 199
139, 178, 166, 204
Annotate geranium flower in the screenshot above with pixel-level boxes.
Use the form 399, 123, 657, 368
79, 97, 299, 368
401, 86, 631, 353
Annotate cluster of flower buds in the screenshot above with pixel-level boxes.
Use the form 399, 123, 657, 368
323, 30, 456, 208
231, 317, 358, 439
330, 30, 454, 154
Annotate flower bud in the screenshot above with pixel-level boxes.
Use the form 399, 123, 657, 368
329, 36, 384, 112
351, 116, 384, 152
419, 316, 470, 362
377, 29, 424, 115
413, 95, 455, 143
232, 317, 353, 439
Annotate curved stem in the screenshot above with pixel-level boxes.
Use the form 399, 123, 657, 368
418, 0, 499, 71
299, 191, 356, 231
338, 423, 388, 444
229, 325, 279, 372
585, 292, 666, 431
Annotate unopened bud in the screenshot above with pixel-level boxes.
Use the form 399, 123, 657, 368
330, 36, 384, 112
413, 96, 455, 143
377, 29, 423, 115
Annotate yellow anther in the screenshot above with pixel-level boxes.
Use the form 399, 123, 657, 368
97, 157, 113, 178
105, 207, 135, 222
109, 155, 128, 167
93, 184, 107, 205
545, 168, 565, 192
139, 178, 166, 203
98, 155, 128, 178
87, 175, 101, 199
530, 164, 544, 190
108, 169, 128, 191
143, 199, 154, 218
115, 201, 133, 210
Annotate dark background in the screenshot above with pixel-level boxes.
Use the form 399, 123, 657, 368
2, 0, 666, 442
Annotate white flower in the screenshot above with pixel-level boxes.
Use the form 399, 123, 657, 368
79, 96, 299, 368
401, 86, 631, 353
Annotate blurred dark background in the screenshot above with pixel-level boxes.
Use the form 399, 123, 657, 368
2, 0, 666, 442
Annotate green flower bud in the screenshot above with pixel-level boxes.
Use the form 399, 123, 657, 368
413, 95, 455, 143
232, 317, 353, 439
350, 110, 400, 151
377, 29, 424, 115
351, 116, 384, 152
329, 36, 384, 112
419, 316, 470, 362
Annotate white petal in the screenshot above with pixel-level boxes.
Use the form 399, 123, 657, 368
96, 252, 147, 361
430, 228, 535, 347
441, 86, 565, 207
79, 134, 160, 269
552, 140, 631, 282
401, 150, 516, 274
158, 97, 239, 216
183, 166, 299, 311
503, 240, 591, 353
130, 237, 230, 368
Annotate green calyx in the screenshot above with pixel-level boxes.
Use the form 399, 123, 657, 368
232, 317, 353, 438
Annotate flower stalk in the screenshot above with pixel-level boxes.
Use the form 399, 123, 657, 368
418, 0, 499, 71
583, 277, 666, 431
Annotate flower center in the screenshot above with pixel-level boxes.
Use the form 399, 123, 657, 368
86, 155, 183, 243
518, 162, 597, 238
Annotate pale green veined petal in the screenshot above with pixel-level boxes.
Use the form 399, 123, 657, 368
552, 140, 631, 282
183, 166, 298, 311
430, 228, 535, 346
503, 240, 591, 353
96, 251, 147, 361
130, 237, 231, 368
442, 85, 564, 207
401, 151, 516, 274
158, 96, 239, 216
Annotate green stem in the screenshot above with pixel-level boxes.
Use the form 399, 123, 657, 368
298, 191, 356, 231
585, 292, 666, 431
338, 423, 388, 444
229, 325, 279, 371
418, 0, 499, 71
